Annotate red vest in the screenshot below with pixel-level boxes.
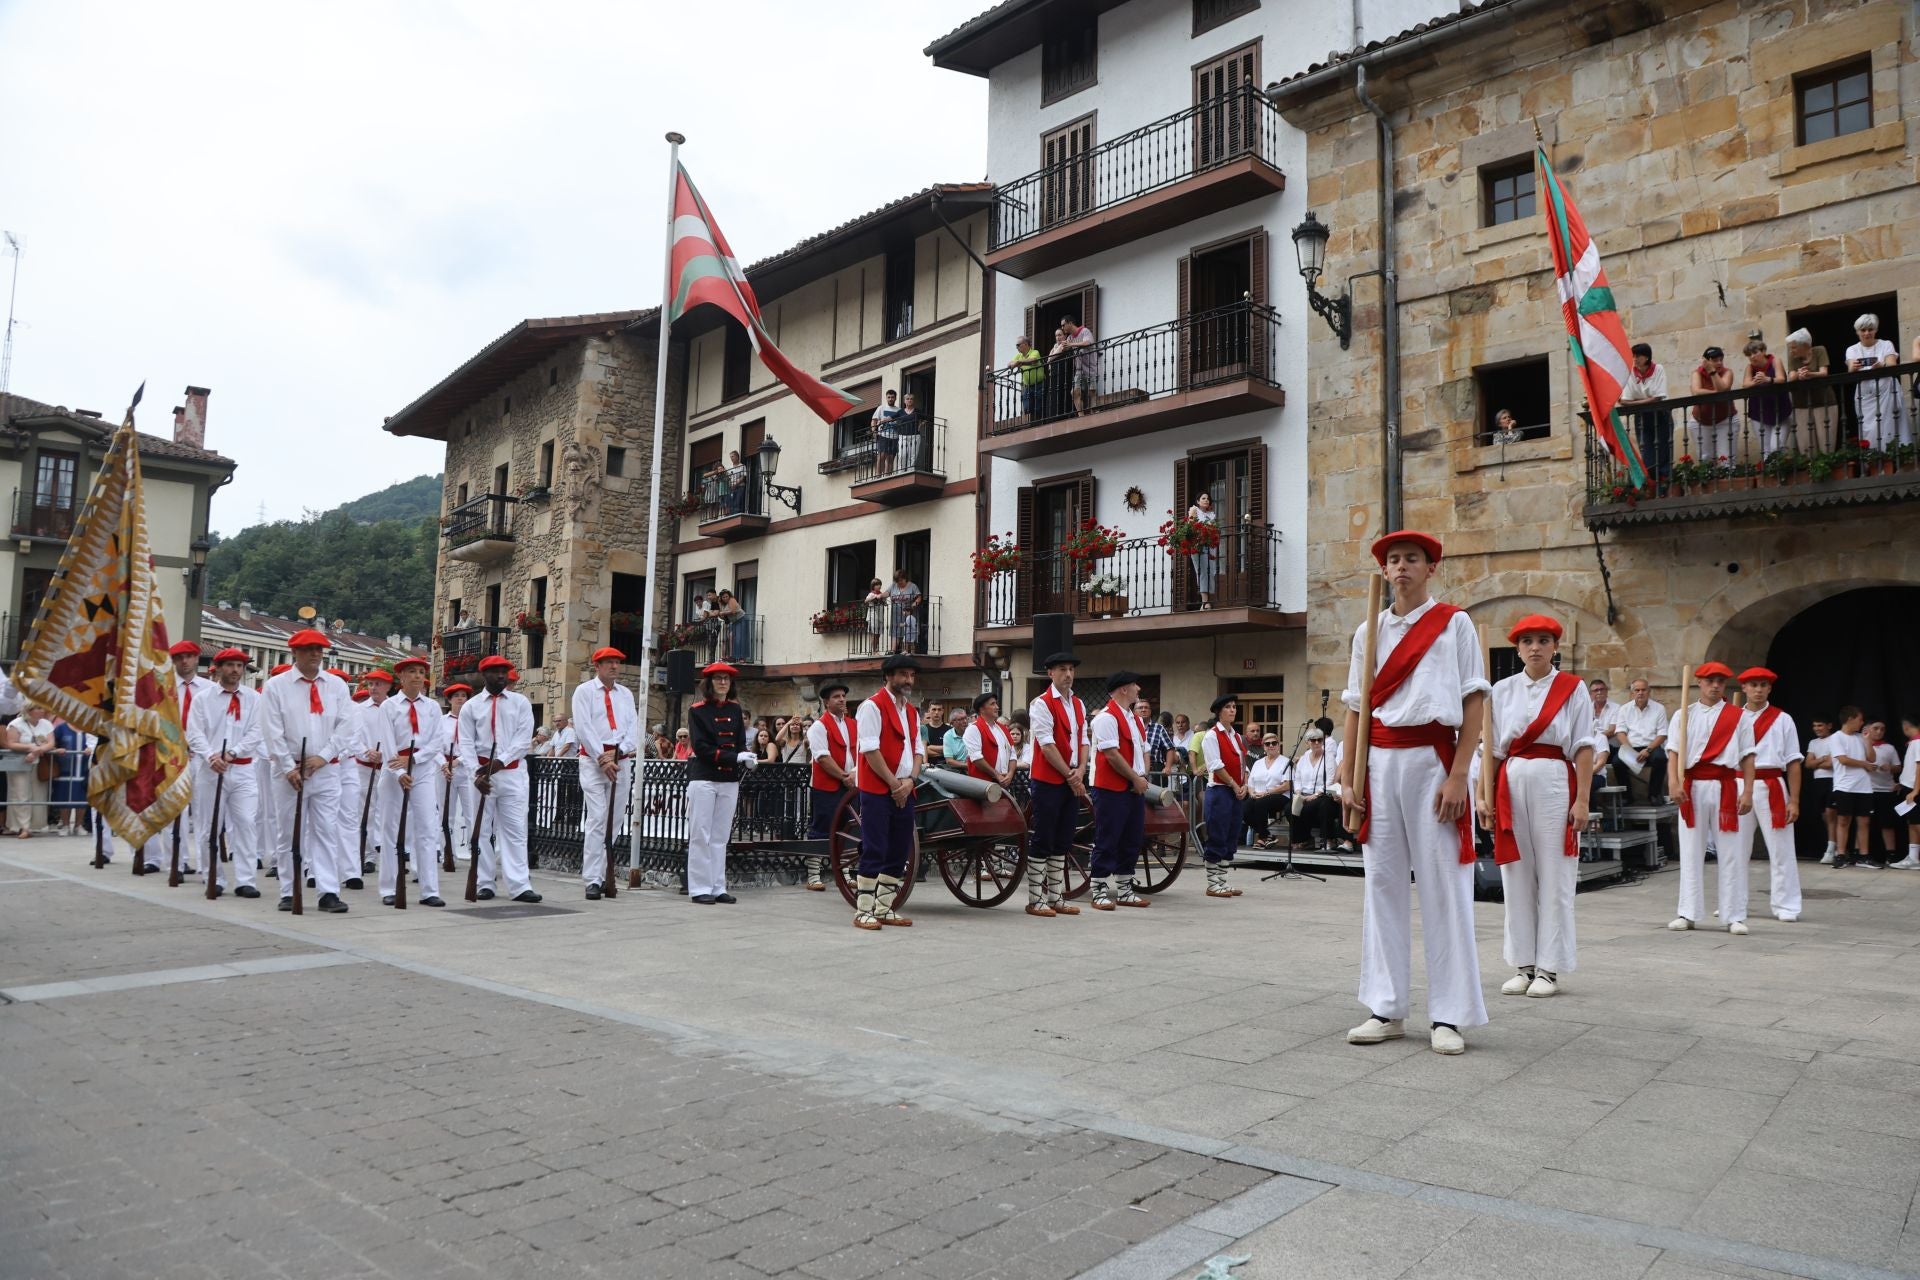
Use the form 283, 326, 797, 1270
856, 690, 918, 795
810, 713, 854, 791
1209, 725, 1245, 786
967, 715, 1004, 781
1092, 700, 1143, 791
1030, 687, 1085, 785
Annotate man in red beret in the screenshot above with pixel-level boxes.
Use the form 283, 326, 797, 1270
572, 647, 637, 900
1341, 531, 1489, 1055
455, 655, 541, 903
1666, 662, 1756, 933
259, 629, 356, 912
375, 657, 448, 906
441, 684, 475, 865
1483, 616, 1594, 999
340, 669, 395, 886
185, 648, 266, 898
1736, 668, 1803, 921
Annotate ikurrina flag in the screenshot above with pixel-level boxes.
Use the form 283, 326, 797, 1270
13, 385, 191, 847
667, 163, 860, 425
1539, 145, 1648, 487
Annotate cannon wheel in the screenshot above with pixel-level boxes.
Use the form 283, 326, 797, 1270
1061, 796, 1188, 899
828, 788, 920, 909
936, 832, 1027, 907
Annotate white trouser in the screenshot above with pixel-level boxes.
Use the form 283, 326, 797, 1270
342, 763, 382, 870
474, 767, 532, 897
1358, 745, 1486, 1028
256, 758, 279, 868
685, 779, 738, 897
578, 756, 633, 886
277, 766, 344, 897
376, 763, 441, 899
1497, 756, 1578, 974
444, 766, 473, 861
203, 762, 259, 891
1676, 779, 1751, 923
1752, 782, 1802, 920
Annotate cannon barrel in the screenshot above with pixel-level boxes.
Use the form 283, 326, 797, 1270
921, 768, 1005, 806
1144, 782, 1181, 808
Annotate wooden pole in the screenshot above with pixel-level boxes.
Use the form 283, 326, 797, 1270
1343, 573, 1385, 835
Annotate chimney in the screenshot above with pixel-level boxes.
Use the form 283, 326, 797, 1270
237, 600, 252, 620
217, 599, 231, 610
387, 633, 401, 649
176, 386, 210, 449
401, 635, 412, 651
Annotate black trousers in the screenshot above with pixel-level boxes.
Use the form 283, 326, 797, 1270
1288, 792, 1345, 845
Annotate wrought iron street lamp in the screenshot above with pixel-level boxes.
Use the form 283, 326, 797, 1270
1291, 212, 1352, 349
756, 437, 802, 514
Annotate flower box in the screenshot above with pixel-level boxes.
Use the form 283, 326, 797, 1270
1085, 594, 1129, 618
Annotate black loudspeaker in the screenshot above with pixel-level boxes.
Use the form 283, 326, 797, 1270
1031, 613, 1073, 676
665, 648, 697, 695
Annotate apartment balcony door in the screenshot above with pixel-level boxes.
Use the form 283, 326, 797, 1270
1040, 116, 1095, 231
32, 450, 78, 539
1174, 445, 1267, 611
1017, 475, 1091, 621
1193, 42, 1259, 170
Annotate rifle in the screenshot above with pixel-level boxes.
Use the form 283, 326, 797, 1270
93, 805, 105, 870
393, 738, 415, 910
1342, 573, 1385, 837
205, 737, 228, 901
440, 759, 456, 873
600, 753, 622, 899
167, 815, 183, 888
289, 736, 306, 916
358, 749, 376, 872
465, 738, 493, 902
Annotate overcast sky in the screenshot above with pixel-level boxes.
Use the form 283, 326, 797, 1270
0, 1, 989, 534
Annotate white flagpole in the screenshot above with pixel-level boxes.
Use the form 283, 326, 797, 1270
629, 130, 682, 884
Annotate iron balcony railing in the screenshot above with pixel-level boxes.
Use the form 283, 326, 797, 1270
990, 86, 1283, 251
696, 466, 768, 522
443, 493, 517, 544
846, 597, 941, 661
988, 301, 1282, 436
981, 524, 1284, 626
11, 487, 76, 541
1584, 363, 1920, 528
850, 416, 947, 484
438, 625, 510, 679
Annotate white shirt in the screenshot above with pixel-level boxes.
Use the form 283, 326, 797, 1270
1341, 598, 1490, 727
1615, 699, 1669, 749
381, 695, 449, 776
807, 714, 857, 774
546, 725, 578, 758
1248, 753, 1292, 795
1847, 338, 1898, 368
0, 671, 20, 717
1828, 731, 1872, 794
10, 716, 55, 749
456, 690, 535, 770
1620, 361, 1668, 402
572, 676, 639, 758
1293, 747, 1334, 796
1868, 741, 1900, 793
1090, 703, 1146, 776
444, 710, 472, 776
1016, 741, 1033, 768
259, 668, 356, 776
1900, 738, 1918, 791
1492, 672, 1597, 761
1027, 684, 1087, 768
348, 696, 393, 764
185, 684, 264, 764
176, 674, 219, 724
855, 688, 921, 778
961, 719, 1013, 774
1667, 699, 1756, 771
1200, 727, 1246, 784
1741, 705, 1803, 772
1806, 733, 1833, 779
1589, 698, 1623, 753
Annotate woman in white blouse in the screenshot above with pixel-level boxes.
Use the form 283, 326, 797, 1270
1847, 313, 1908, 450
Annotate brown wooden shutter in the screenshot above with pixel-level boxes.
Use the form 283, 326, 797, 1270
1193, 42, 1259, 168
1073, 474, 1094, 525
1023, 304, 1037, 347
1172, 457, 1191, 612
1015, 485, 1036, 624
1246, 443, 1269, 607
1176, 256, 1192, 390
1248, 230, 1269, 380
1079, 284, 1099, 340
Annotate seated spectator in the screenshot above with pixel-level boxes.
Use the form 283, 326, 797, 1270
1288, 727, 1345, 850
1244, 732, 1293, 849
1609, 678, 1669, 803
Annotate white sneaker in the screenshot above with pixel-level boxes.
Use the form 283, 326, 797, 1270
1431, 1026, 1466, 1055
1667, 916, 1693, 931
1526, 974, 1558, 998
1890, 856, 1920, 870
1728, 920, 1749, 936
1819, 849, 1837, 865
1774, 913, 1798, 922
1347, 1016, 1405, 1045
1500, 972, 1533, 996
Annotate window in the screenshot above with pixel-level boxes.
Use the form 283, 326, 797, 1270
448, 598, 463, 628
1798, 58, 1872, 145
463, 418, 473, 439
690, 434, 724, 503
1481, 157, 1536, 228
832, 380, 882, 461
883, 242, 914, 343
1194, 0, 1257, 37
901, 364, 936, 426
456, 482, 469, 506
610, 572, 647, 657
722, 322, 752, 401
29, 450, 78, 537
548, 367, 558, 387
826, 540, 877, 606
607, 446, 627, 477
1194, 42, 1260, 169
1474, 357, 1553, 443
493, 463, 509, 497
1040, 116, 1095, 228
1041, 22, 1097, 103
538, 440, 554, 487
527, 577, 547, 669
485, 584, 502, 630
683, 571, 716, 622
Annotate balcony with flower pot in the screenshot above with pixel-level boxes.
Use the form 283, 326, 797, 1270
443, 493, 519, 565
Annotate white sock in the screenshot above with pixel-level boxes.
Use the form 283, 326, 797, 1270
1824, 840, 1837, 854
1909, 844, 1919, 859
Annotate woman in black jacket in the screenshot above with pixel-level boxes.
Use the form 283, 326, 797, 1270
686, 662, 754, 904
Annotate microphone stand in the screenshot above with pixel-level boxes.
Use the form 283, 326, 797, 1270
1263, 691, 1329, 883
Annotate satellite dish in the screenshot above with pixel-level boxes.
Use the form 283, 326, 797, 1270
297, 606, 317, 620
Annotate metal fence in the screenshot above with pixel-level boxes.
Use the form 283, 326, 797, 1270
850, 416, 947, 483
980, 525, 1284, 626
443, 492, 517, 544
11, 487, 76, 541
846, 598, 941, 660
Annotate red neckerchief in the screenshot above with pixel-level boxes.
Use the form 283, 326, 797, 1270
1368, 602, 1462, 712
1494, 672, 1584, 865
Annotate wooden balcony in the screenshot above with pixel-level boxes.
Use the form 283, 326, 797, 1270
847, 418, 947, 506
443, 494, 518, 565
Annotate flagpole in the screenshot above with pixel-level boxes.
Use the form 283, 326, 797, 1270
629, 130, 681, 886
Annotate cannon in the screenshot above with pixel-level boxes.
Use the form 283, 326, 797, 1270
1016, 775, 1192, 901
827, 768, 1029, 909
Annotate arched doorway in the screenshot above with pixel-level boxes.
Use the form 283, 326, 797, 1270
1763, 585, 1920, 854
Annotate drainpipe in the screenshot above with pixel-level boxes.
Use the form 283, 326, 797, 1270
1351, 0, 1401, 531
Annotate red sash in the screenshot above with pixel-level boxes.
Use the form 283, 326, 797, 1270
1681, 702, 1745, 832
1749, 705, 1788, 827
811, 714, 853, 791
1367, 602, 1463, 713
1092, 701, 1142, 791
1030, 688, 1084, 784
1493, 671, 1585, 864
968, 715, 1003, 781
1364, 722, 1477, 864
1208, 725, 1245, 787
1357, 602, 1472, 863
857, 691, 918, 795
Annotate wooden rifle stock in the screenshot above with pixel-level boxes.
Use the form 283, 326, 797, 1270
440, 764, 456, 873
289, 737, 306, 915
601, 755, 621, 898
1343, 574, 1385, 836
465, 747, 492, 902
393, 739, 415, 909
205, 738, 228, 900
358, 751, 376, 871
167, 815, 183, 888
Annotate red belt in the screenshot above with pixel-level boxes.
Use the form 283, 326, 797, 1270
478, 758, 519, 771
1682, 762, 1742, 832
358, 759, 380, 769
229, 756, 254, 766
580, 745, 633, 758
1754, 766, 1789, 829
1494, 745, 1577, 865
1363, 722, 1475, 865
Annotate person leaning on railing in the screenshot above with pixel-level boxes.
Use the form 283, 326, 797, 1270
1847, 313, 1908, 451
1689, 346, 1738, 465
1010, 336, 1045, 421
1617, 343, 1670, 484
1783, 329, 1834, 448
1742, 338, 1796, 458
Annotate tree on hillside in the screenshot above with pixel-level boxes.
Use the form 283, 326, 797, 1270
205, 513, 436, 639
335, 474, 442, 524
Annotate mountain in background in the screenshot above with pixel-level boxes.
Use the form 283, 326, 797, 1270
204, 474, 443, 640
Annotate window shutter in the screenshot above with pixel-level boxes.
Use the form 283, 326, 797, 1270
1172, 457, 1191, 612
1176, 256, 1192, 390
1015, 486, 1037, 624
1248, 230, 1269, 380
1247, 443, 1267, 522
1246, 443, 1269, 607
1080, 284, 1099, 339
1073, 474, 1094, 526
1024, 304, 1037, 347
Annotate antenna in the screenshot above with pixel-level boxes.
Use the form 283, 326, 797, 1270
1, 232, 20, 420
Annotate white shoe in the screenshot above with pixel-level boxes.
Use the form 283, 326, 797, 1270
1347, 1016, 1405, 1045
1890, 856, 1920, 870
1501, 972, 1533, 996
1728, 920, 1749, 936
1774, 913, 1798, 922
1431, 1026, 1466, 1055
1667, 916, 1693, 931
1526, 974, 1558, 998
1819, 849, 1837, 865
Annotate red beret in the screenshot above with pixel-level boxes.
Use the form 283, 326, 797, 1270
1505, 614, 1563, 643
287, 628, 331, 649
362, 669, 395, 685
392, 657, 429, 673
168, 640, 202, 657
442, 683, 474, 696
507, 667, 520, 681
478, 655, 512, 672
1737, 667, 1777, 683
1370, 530, 1443, 566
1694, 661, 1735, 679
269, 663, 292, 676
701, 661, 739, 677
351, 690, 369, 702
592, 646, 626, 663
211, 647, 249, 664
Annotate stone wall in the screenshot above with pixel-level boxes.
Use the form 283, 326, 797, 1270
1282, 0, 1920, 707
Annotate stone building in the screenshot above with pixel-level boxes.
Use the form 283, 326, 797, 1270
671, 187, 994, 718
382, 312, 684, 728
1268, 0, 1920, 740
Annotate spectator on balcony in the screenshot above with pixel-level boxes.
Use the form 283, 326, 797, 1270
895, 393, 926, 473
863, 579, 888, 649
1618, 344, 1671, 484
1010, 336, 1045, 421
871, 390, 904, 475
711, 590, 743, 661
1689, 346, 1738, 467
706, 460, 731, 514
1188, 491, 1220, 611
1742, 338, 1796, 457
887, 570, 921, 655
1783, 329, 1834, 444
725, 451, 751, 514
1847, 314, 1909, 450
1051, 315, 1097, 416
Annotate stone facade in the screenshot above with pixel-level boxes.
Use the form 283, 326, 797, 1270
1276, 0, 1920, 707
